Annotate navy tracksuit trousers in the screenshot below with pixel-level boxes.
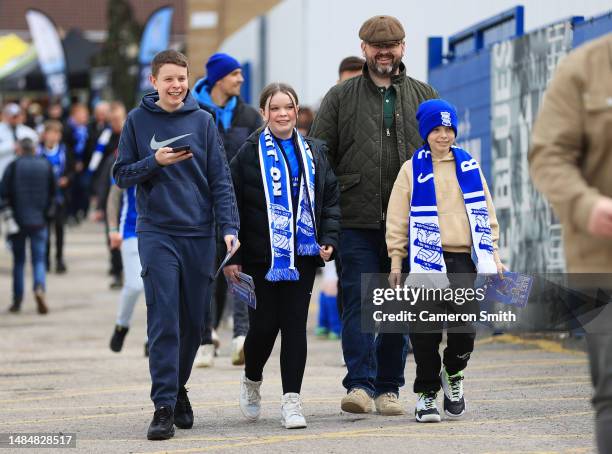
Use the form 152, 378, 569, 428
138, 231, 215, 409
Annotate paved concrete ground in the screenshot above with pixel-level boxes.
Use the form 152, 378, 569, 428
0, 222, 596, 453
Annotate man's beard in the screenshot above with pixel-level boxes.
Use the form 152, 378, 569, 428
366, 54, 402, 77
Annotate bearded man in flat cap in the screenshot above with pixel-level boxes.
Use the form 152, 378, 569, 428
311, 15, 438, 416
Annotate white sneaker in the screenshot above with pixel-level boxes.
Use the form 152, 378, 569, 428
415, 392, 441, 423
281, 393, 307, 429
211, 329, 220, 356
195, 344, 215, 368
231, 335, 246, 366
239, 372, 262, 421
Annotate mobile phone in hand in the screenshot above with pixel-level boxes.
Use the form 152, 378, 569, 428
171, 145, 191, 153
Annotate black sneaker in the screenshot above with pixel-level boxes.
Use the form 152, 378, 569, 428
9, 296, 22, 313
174, 386, 194, 429
441, 368, 466, 418
110, 275, 123, 289
109, 325, 129, 352
56, 260, 67, 274
147, 406, 175, 440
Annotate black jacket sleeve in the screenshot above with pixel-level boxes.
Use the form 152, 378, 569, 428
317, 145, 341, 257
226, 144, 245, 266
46, 161, 56, 216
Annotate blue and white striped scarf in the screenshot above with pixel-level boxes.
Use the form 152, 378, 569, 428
258, 127, 319, 282
409, 145, 497, 286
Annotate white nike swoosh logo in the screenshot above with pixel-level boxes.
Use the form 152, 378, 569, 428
149, 133, 192, 150
417, 172, 434, 184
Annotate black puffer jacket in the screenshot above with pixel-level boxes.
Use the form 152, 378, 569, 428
229, 130, 340, 267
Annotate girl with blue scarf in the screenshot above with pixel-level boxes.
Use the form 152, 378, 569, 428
386, 99, 505, 423
224, 83, 340, 429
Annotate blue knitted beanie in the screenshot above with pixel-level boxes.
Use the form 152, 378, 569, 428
205, 53, 241, 89
416, 99, 458, 142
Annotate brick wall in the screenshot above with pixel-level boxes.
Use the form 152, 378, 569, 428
0, 0, 186, 37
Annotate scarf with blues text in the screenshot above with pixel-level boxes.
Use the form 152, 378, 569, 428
258, 127, 319, 281
408, 145, 497, 287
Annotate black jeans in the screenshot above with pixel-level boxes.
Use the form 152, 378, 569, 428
104, 217, 123, 277
409, 252, 477, 394
243, 256, 317, 394
46, 202, 66, 265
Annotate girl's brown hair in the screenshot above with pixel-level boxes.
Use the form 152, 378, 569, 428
259, 82, 299, 115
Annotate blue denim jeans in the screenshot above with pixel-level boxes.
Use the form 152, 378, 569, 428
339, 227, 409, 397
11, 227, 48, 300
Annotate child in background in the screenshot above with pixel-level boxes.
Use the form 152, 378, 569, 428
315, 260, 341, 340
38, 120, 73, 274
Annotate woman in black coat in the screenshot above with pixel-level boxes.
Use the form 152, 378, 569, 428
224, 82, 340, 429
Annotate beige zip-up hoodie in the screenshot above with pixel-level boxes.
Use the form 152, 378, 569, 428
386, 151, 501, 271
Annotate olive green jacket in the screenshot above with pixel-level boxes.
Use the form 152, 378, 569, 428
311, 63, 438, 229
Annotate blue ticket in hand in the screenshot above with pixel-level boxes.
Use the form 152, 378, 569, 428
228, 272, 256, 309
483, 272, 533, 308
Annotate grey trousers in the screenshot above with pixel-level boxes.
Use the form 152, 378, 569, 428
587, 333, 612, 453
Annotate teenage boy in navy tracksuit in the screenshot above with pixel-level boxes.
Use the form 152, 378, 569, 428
113, 50, 240, 441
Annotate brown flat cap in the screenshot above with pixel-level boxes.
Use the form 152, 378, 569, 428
359, 15, 405, 43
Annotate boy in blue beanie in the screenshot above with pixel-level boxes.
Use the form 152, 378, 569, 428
386, 99, 504, 422
113, 50, 240, 440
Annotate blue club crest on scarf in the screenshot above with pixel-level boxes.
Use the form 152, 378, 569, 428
258, 127, 319, 281
408, 145, 497, 287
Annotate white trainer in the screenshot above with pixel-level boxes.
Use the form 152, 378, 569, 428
281, 393, 307, 429
195, 344, 215, 368
231, 335, 246, 366
239, 372, 262, 421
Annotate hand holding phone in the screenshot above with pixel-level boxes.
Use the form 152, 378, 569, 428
154, 145, 193, 166
171, 145, 191, 153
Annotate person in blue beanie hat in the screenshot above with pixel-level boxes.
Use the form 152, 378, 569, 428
386, 98, 505, 422
193, 53, 262, 368
193, 53, 261, 162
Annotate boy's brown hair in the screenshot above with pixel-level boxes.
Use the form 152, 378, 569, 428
43, 119, 63, 134
151, 50, 189, 77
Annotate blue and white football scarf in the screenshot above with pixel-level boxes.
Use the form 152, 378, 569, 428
38, 144, 67, 204
88, 128, 112, 174
408, 145, 497, 287
258, 127, 319, 281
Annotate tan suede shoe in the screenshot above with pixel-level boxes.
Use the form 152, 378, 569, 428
341, 388, 373, 413
374, 392, 405, 415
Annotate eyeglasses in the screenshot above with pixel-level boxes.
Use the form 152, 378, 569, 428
369, 41, 403, 50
